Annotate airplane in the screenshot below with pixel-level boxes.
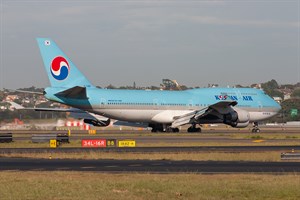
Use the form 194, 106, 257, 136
34, 38, 281, 133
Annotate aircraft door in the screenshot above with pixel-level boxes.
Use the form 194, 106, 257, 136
153, 99, 159, 109
258, 101, 262, 111
100, 98, 106, 108
188, 100, 193, 110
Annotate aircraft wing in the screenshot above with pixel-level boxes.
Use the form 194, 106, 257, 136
113, 121, 149, 128
171, 101, 237, 128
31, 107, 109, 122
32, 107, 148, 128
7, 101, 84, 113
8, 102, 110, 126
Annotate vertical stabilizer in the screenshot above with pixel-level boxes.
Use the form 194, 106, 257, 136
36, 38, 93, 88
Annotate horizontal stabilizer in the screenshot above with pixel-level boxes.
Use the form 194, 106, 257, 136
7, 89, 44, 95
55, 86, 88, 99
31, 107, 85, 112
6, 101, 25, 109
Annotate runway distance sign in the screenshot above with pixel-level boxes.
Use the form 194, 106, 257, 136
118, 140, 136, 147
106, 139, 116, 147
50, 140, 57, 148
81, 139, 106, 147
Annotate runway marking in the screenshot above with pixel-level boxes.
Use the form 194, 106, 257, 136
32, 168, 44, 171
151, 163, 163, 166
81, 166, 96, 169
105, 165, 119, 168
253, 140, 265, 143
56, 167, 71, 170
128, 164, 142, 167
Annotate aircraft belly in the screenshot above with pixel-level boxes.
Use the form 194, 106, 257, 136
249, 111, 278, 122
93, 109, 161, 122
151, 110, 193, 124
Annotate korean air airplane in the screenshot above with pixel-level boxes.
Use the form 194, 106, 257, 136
35, 38, 281, 133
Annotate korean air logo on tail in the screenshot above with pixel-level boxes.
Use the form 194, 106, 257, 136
50, 56, 70, 81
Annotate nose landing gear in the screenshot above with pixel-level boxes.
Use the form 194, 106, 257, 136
251, 122, 260, 133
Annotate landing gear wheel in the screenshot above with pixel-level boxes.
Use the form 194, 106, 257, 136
187, 125, 201, 133
251, 122, 260, 133
172, 128, 180, 133
251, 128, 260, 133
151, 128, 158, 133
151, 124, 180, 133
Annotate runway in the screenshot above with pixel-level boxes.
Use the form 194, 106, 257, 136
3, 128, 300, 145
1, 158, 300, 173
12, 136, 300, 145
0, 145, 299, 153
8, 133, 300, 145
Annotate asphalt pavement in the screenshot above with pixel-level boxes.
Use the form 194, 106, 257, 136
1, 158, 300, 173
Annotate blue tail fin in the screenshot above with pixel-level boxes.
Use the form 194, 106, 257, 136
36, 38, 93, 88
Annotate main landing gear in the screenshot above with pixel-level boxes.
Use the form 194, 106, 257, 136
150, 124, 179, 133
169, 127, 180, 133
251, 122, 260, 133
150, 123, 201, 133
187, 124, 201, 133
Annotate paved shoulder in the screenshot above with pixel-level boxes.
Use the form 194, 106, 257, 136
1, 158, 300, 173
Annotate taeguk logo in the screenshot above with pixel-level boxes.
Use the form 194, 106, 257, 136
50, 56, 70, 81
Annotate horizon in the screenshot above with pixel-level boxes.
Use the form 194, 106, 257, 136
1, 1, 299, 89
0, 79, 299, 91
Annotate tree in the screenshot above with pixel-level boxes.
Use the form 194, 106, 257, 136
0, 90, 4, 101
291, 88, 300, 97
106, 84, 116, 89
261, 79, 279, 90
261, 79, 283, 98
280, 99, 300, 121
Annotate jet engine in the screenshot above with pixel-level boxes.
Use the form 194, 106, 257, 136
224, 108, 250, 128
232, 121, 250, 128
83, 118, 111, 127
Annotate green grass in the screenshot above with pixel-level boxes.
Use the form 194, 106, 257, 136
0, 151, 296, 162
286, 135, 299, 139
0, 172, 300, 200
250, 135, 264, 140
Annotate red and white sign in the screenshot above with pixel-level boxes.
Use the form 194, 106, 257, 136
65, 120, 90, 130
81, 139, 106, 148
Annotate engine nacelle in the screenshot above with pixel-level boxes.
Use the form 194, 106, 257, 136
231, 121, 250, 128
84, 119, 111, 127
224, 108, 250, 127
234, 109, 250, 123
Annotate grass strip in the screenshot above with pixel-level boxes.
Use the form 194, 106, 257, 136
0, 151, 294, 162
0, 172, 300, 200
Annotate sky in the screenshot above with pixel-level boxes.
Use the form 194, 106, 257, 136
0, 0, 299, 89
